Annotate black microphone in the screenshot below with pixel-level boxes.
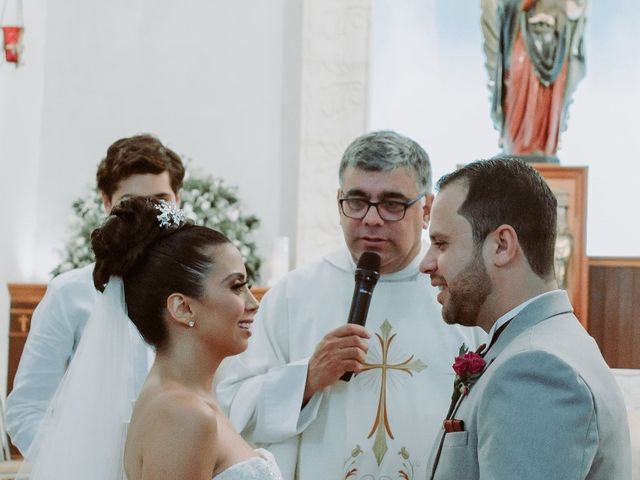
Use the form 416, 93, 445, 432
340, 251, 381, 382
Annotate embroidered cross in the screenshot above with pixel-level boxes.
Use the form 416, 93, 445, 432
360, 319, 427, 465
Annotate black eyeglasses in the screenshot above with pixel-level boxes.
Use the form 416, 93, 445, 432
338, 192, 426, 222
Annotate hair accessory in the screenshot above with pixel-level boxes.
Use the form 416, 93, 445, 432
188, 320, 195, 328
155, 200, 187, 228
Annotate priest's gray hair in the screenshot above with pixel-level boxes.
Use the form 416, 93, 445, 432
338, 130, 432, 194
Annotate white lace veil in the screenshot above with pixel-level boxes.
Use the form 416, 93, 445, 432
16, 277, 137, 480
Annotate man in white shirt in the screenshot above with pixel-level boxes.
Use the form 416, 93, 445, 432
421, 158, 631, 479
6, 134, 185, 456
217, 131, 483, 480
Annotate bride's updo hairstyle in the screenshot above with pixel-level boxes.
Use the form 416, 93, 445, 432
91, 197, 230, 349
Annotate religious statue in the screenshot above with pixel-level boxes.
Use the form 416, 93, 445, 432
481, 0, 587, 163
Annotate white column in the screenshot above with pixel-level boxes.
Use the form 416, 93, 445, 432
294, 0, 371, 267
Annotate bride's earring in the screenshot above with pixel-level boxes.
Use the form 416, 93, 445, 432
188, 320, 195, 328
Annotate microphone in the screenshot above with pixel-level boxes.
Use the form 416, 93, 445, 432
340, 251, 381, 382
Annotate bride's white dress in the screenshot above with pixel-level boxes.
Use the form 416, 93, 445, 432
213, 449, 282, 480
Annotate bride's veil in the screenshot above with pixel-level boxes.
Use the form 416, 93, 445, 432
16, 277, 137, 480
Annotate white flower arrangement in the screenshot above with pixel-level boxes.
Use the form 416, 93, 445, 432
52, 168, 262, 281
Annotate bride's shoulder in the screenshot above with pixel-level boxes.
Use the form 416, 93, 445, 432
154, 389, 217, 424
128, 390, 222, 477
142, 389, 220, 440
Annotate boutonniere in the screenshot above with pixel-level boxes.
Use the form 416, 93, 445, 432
443, 343, 487, 431
451, 343, 486, 401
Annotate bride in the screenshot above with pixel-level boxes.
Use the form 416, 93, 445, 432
18, 197, 282, 480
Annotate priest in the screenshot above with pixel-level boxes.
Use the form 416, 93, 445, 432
217, 130, 484, 480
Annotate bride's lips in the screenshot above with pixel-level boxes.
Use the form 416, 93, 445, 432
238, 319, 253, 334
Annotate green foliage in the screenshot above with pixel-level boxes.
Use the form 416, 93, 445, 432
52, 169, 262, 282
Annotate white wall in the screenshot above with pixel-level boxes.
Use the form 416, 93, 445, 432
32, 0, 288, 278
370, 0, 640, 257
0, 0, 291, 397
0, 0, 48, 398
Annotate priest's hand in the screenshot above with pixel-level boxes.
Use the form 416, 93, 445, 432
302, 324, 370, 406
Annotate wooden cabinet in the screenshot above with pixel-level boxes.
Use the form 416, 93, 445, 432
6, 284, 47, 394
588, 258, 640, 369
6, 283, 47, 458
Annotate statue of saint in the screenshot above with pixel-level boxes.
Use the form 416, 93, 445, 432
481, 0, 587, 162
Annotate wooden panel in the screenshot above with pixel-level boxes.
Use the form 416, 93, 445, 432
589, 257, 640, 268
251, 286, 268, 302
587, 258, 640, 368
532, 164, 589, 326
6, 284, 47, 394
6, 284, 47, 459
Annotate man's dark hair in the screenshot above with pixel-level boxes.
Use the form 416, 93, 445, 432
437, 158, 557, 278
96, 134, 185, 198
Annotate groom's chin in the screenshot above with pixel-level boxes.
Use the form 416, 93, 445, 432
441, 308, 457, 325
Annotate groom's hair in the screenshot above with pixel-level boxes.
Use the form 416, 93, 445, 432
96, 134, 185, 199
436, 158, 557, 279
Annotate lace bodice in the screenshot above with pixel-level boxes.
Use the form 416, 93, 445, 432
213, 449, 282, 480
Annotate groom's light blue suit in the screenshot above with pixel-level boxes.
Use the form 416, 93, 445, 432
427, 290, 631, 480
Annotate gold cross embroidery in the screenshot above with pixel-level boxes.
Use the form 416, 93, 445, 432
360, 319, 427, 465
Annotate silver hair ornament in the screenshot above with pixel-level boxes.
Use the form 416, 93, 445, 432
155, 200, 187, 228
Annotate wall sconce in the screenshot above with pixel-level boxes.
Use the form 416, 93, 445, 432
1, 0, 24, 66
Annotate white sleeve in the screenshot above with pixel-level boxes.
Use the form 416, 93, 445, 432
5, 280, 89, 455
217, 283, 323, 444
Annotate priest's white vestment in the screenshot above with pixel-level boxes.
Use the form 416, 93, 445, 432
217, 244, 484, 480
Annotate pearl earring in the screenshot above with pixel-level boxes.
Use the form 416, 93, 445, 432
187, 320, 195, 328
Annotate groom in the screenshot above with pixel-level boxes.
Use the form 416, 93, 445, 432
420, 158, 631, 479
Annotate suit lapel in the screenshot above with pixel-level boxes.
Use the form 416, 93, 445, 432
482, 290, 574, 367
429, 290, 574, 479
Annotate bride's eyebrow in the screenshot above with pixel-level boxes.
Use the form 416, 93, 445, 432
221, 272, 246, 284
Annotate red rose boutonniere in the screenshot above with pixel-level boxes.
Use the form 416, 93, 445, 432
452, 343, 486, 398
443, 343, 487, 427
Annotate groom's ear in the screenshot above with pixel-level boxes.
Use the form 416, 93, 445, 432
166, 293, 195, 327
488, 224, 519, 268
